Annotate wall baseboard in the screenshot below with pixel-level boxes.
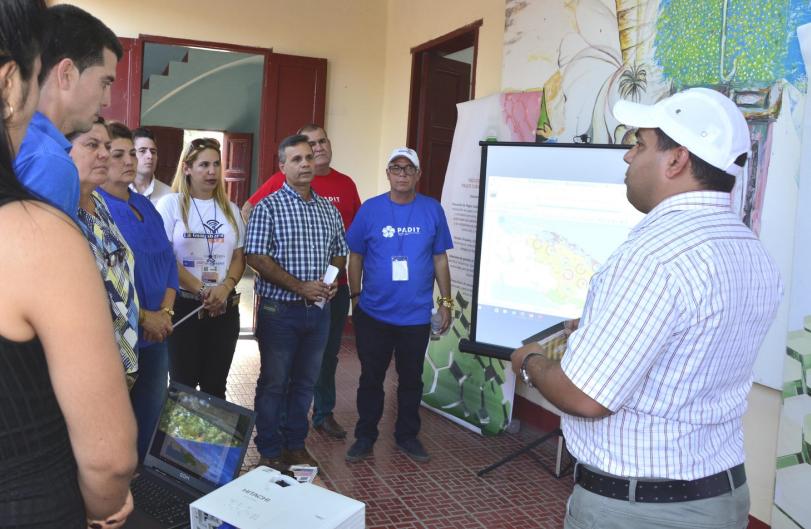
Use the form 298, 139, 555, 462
748, 515, 769, 528
514, 394, 559, 432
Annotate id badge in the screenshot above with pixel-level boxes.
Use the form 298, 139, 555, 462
201, 264, 219, 284
392, 256, 408, 281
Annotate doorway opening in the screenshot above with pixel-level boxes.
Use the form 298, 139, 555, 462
406, 20, 482, 202
139, 42, 261, 207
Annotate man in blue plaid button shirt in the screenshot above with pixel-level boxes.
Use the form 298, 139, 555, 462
245, 134, 348, 472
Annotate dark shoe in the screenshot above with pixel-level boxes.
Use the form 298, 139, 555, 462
283, 447, 319, 467
314, 414, 347, 439
345, 439, 374, 463
258, 455, 289, 472
396, 438, 430, 463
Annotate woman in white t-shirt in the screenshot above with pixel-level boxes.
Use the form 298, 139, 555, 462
156, 138, 245, 399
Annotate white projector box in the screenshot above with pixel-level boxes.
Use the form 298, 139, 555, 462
190, 466, 365, 529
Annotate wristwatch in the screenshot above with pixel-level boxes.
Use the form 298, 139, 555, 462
520, 352, 545, 387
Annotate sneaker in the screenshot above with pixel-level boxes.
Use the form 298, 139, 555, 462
314, 414, 347, 439
345, 439, 374, 463
283, 447, 319, 467
258, 455, 289, 472
396, 438, 430, 463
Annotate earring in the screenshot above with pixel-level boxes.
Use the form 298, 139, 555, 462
2, 103, 13, 120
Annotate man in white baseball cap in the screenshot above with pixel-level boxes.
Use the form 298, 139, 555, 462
344, 146, 453, 464
511, 88, 783, 528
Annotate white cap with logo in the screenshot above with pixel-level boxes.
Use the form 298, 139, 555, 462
387, 147, 420, 169
612, 87, 750, 177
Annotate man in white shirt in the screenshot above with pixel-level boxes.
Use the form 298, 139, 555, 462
131, 127, 171, 205
511, 88, 783, 529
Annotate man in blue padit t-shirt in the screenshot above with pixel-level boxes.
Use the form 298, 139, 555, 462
345, 146, 453, 464
14, 5, 121, 219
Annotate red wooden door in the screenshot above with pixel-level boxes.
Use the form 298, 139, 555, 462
105, 37, 326, 196
146, 125, 184, 186
415, 53, 471, 201
260, 52, 327, 184
100, 37, 142, 127
222, 132, 253, 206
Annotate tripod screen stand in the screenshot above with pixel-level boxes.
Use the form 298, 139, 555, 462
477, 427, 571, 478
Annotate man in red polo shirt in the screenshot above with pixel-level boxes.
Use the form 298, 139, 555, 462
243, 124, 361, 439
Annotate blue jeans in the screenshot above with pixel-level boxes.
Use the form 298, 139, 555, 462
312, 284, 350, 426
130, 341, 169, 462
254, 298, 330, 458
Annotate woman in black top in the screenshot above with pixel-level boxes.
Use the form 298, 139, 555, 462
0, 1, 137, 527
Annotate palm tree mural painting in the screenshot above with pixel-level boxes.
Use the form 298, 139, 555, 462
618, 63, 648, 102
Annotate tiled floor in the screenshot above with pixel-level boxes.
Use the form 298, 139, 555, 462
224, 309, 571, 529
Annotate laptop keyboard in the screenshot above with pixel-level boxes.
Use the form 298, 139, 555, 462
131, 474, 190, 526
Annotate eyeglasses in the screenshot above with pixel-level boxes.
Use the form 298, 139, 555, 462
387, 164, 417, 176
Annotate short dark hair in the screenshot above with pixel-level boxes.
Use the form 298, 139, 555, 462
39, 4, 123, 85
653, 128, 737, 193
278, 134, 311, 163
297, 123, 325, 136
132, 127, 156, 143
107, 121, 132, 142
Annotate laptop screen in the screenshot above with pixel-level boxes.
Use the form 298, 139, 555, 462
147, 384, 255, 488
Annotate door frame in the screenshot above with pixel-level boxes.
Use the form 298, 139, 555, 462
137, 34, 276, 184
406, 20, 482, 153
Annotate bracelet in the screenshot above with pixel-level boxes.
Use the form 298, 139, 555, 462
349, 291, 361, 299
161, 306, 175, 317
436, 295, 454, 309
197, 285, 207, 300
224, 276, 239, 288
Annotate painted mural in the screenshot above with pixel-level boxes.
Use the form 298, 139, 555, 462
499, 1, 811, 527
503, 0, 811, 235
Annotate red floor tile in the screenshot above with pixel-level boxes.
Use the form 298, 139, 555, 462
225, 296, 572, 528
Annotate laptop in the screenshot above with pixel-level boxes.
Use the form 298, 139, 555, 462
123, 382, 257, 529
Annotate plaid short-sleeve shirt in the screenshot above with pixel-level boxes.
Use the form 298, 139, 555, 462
245, 183, 348, 301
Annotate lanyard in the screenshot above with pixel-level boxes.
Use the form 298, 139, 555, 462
191, 197, 217, 264
389, 196, 416, 254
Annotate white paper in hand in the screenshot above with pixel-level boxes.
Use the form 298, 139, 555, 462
315, 264, 340, 309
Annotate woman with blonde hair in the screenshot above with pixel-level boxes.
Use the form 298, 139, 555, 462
156, 138, 245, 399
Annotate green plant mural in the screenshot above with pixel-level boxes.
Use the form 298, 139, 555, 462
619, 63, 649, 101
655, 0, 802, 90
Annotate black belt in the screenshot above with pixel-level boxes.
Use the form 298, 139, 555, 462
575, 463, 746, 503
260, 297, 311, 307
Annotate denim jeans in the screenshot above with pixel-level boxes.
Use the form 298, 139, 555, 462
353, 306, 430, 444
312, 284, 350, 426
254, 298, 330, 458
130, 341, 169, 462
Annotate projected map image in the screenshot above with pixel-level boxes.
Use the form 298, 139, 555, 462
478, 176, 643, 322
483, 227, 601, 318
